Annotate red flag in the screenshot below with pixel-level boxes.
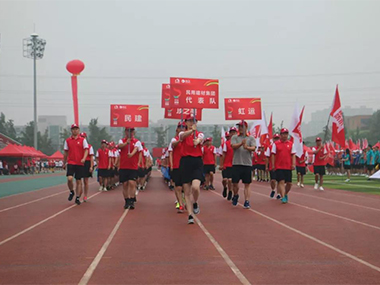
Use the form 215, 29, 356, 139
330, 85, 345, 148
349, 138, 356, 151
268, 112, 273, 140
325, 143, 335, 166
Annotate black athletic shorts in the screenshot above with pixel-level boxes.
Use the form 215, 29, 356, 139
222, 167, 233, 179
180, 156, 204, 184
171, 168, 182, 187
296, 166, 306, 175
83, 160, 93, 178
66, 164, 85, 180
269, 170, 276, 181
257, 164, 265, 171
367, 164, 374, 171
138, 167, 146, 178
314, 165, 326, 176
275, 169, 292, 183
343, 164, 351, 170
251, 165, 257, 170
148, 166, 152, 172
113, 168, 119, 176
98, 168, 110, 178
232, 165, 252, 184
119, 169, 138, 183
203, 164, 215, 174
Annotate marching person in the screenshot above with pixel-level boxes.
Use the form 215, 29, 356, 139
312, 137, 327, 191
271, 128, 296, 204
179, 114, 204, 224
63, 124, 89, 205
96, 140, 112, 192
202, 137, 217, 190
296, 143, 309, 188
265, 133, 281, 199
341, 148, 352, 182
220, 128, 237, 200
168, 121, 186, 213
118, 127, 143, 210
231, 121, 256, 209
80, 132, 94, 202
256, 146, 266, 182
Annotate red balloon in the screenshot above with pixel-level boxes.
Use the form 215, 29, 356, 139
66, 60, 85, 75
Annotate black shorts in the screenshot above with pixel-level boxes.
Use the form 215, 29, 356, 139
138, 167, 146, 178
222, 167, 233, 179
180, 156, 204, 184
66, 164, 85, 180
257, 164, 265, 171
171, 168, 182, 187
119, 169, 138, 183
269, 170, 276, 181
98, 168, 110, 178
147, 167, 152, 172
367, 164, 374, 171
232, 165, 252, 184
113, 168, 119, 176
275, 169, 292, 183
296, 166, 306, 175
203, 164, 215, 174
251, 165, 257, 170
314, 165, 326, 176
83, 161, 93, 178
343, 164, 351, 170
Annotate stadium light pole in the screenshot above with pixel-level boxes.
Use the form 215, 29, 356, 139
23, 33, 46, 150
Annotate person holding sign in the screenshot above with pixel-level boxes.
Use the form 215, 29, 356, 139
231, 121, 256, 209
179, 114, 204, 224
118, 127, 143, 210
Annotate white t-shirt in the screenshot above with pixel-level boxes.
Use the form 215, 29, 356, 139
0, 161, 3, 168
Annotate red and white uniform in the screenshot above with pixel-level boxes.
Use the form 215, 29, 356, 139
86, 144, 94, 162
296, 149, 309, 167
179, 131, 204, 157
222, 140, 234, 168
257, 150, 266, 165
64, 136, 89, 166
96, 148, 112, 169
202, 145, 216, 165
265, 145, 274, 170
118, 138, 143, 170
271, 140, 296, 170
168, 136, 183, 169
312, 146, 327, 166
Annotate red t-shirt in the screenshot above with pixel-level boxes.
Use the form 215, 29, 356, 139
64, 136, 89, 166
257, 151, 266, 165
252, 152, 257, 166
296, 150, 308, 167
86, 144, 94, 161
96, 148, 111, 169
180, 130, 204, 157
168, 136, 183, 169
312, 146, 327, 166
118, 138, 143, 170
222, 140, 233, 168
271, 140, 296, 170
202, 145, 216, 165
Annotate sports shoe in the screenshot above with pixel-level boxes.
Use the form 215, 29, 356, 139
204, 185, 209, 190
281, 197, 287, 204
270, 190, 275, 198
345, 179, 350, 182
297, 182, 300, 187
243, 200, 251, 209
178, 205, 184, 213
222, 187, 227, 198
227, 191, 233, 201
232, 195, 239, 206
285, 195, 288, 203
124, 199, 130, 209
99, 186, 103, 191
319, 186, 324, 191
75, 197, 81, 205
175, 202, 180, 209
193, 203, 200, 215
129, 201, 135, 210
188, 215, 194, 224
314, 183, 319, 190
300, 184, 304, 188
68, 191, 74, 201
102, 187, 108, 192
83, 196, 87, 202
141, 186, 146, 191
276, 194, 281, 200
209, 185, 215, 190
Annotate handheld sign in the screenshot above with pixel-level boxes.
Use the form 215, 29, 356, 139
224, 98, 262, 120
164, 108, 202, 121
110, 104, 149, 128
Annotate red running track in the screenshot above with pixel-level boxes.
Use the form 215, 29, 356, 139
0, 171, 379, 284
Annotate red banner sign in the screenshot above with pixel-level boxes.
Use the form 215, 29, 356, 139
161, 83, 171, 108
169, 77, 219, 109
110, 104, 149, 128
224, 98, 262, 120
164, 108, 202, 121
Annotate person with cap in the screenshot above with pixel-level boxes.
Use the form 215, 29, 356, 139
312, 137, 328, 191
179, 114, 204, 224
265, 133, 281, 199
137, 142, 149, 191
168, 121, 186, 213
231, 120, 256, 209
96, 140, 112, 192
111, 142, 120, 187
271, 128, 296, 204
106, 142, 116, 190
118, 127, 143, 210
202, 137, 217, 190
220, 127, 238, 200
63, 124, 89, 205
366, 145, 375, 176
80, 132, 94, 202
296, 143, 309, 188
256, 146, 267, 182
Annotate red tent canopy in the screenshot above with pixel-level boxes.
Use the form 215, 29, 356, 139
49, 150, 64, 160
0, 144, 28, 157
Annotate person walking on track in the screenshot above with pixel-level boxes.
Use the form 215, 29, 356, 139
96, 140, 112, 192
202, 137, 217, 190
80, 132, 94, 202
265, 133, 281, 199
312, 137, 327, 191
220, 128, 237, 200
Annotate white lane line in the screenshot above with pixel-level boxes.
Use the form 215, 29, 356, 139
253, 191, 380, 231
195, 216, 251, 285
209, 191, 380, 274
0, 192, 101, 246
78, 209, 130, 285
0, 181, 98, 213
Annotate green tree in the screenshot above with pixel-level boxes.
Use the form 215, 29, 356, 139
39, 129, 55, 155
19, 121, 54, 154
88, 118, 112, 152
0, 113, 18, 140
19, 121, 35, 146
211, 125, 222, 147
154, 126, 169, 148
368, 110, 380, 144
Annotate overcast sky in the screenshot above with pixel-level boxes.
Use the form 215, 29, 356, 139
0, 0, 379, 129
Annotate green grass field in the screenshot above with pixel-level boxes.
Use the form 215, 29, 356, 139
301, 173, 380, 195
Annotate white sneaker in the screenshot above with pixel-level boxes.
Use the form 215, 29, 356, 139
345, 179, 350, 182
99, 186, 103, 191
314, 183, 319, 190
297, 182, 300, 187
319, 186, 324, 191
300, 184, 304, 188
102, 187, 108, 192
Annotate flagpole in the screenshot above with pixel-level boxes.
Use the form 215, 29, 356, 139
323, 116, 331, 144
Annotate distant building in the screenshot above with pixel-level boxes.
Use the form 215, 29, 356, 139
345, 115, 371, 131
37, 116, 67, 151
